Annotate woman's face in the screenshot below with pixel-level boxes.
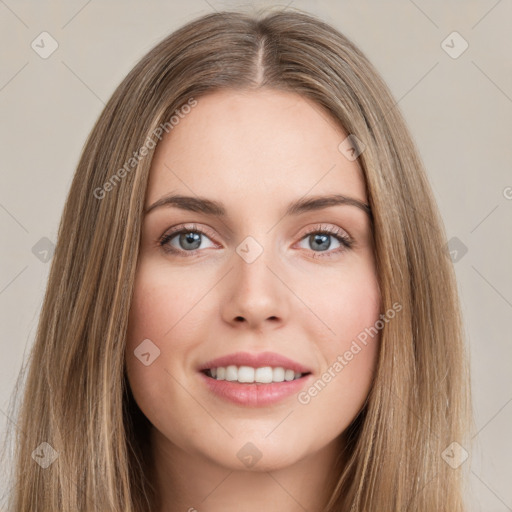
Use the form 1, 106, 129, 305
126, 88, 381, 471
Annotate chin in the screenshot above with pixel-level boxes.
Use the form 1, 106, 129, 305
198, 434, 306, 472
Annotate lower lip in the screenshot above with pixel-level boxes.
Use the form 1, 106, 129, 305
199, 372, 312, 407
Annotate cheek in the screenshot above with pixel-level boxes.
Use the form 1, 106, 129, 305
307, 261, 381, 347
125, 259, 208, 438
126, 259, 205, 350
299, 266, 381, 412
125, 260, 191, 393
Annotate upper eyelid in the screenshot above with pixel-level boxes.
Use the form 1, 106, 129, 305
301, 223, 351, 238
164, 223, 218, 241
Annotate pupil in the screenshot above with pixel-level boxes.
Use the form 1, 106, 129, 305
311, 233, 330, 251
180, 232, 201, 250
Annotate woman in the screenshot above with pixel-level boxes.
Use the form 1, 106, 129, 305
5, 8, 473, 511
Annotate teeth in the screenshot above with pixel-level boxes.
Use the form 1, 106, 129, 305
225, 365, 238, 381
285, 369, 295, 381
272, 367, 285, 382
207, 365, 305, 383
238, 366, 255, 382
255, 366, 272, 383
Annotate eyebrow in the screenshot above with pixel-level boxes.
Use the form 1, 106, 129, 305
144, 193, 372, 218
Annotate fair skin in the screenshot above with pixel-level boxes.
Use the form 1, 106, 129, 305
126, 88, 381, 512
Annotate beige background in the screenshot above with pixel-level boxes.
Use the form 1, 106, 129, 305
1, 0, 511, 510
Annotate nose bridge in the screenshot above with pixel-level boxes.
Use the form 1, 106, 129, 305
234, 232, 278, 296
222, 232, 288, 327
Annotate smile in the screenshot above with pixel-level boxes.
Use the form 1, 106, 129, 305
203, 365, 309, 384
199, 368, 313, 407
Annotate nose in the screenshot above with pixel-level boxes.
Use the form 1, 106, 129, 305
220, 242, 290, 331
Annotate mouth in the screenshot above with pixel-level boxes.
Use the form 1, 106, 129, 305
197, 351, 313, 406
199, 366, 313, 407
201, 365, 311, 384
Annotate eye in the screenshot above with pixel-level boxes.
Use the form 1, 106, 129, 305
158, 223, 217, 256
158, 223, 353, 259
296, 224, 353, 258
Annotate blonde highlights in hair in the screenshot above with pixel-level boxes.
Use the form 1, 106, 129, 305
5, 9, 472, 511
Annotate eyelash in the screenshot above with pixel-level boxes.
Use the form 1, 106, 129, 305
158, 223, 354, 259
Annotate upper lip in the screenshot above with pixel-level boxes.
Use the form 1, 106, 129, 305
198, 351, 313, 374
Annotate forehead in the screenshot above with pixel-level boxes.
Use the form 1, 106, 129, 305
145, 89, 368, 209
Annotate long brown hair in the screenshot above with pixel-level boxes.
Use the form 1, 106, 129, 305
4, 8, 473, 511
